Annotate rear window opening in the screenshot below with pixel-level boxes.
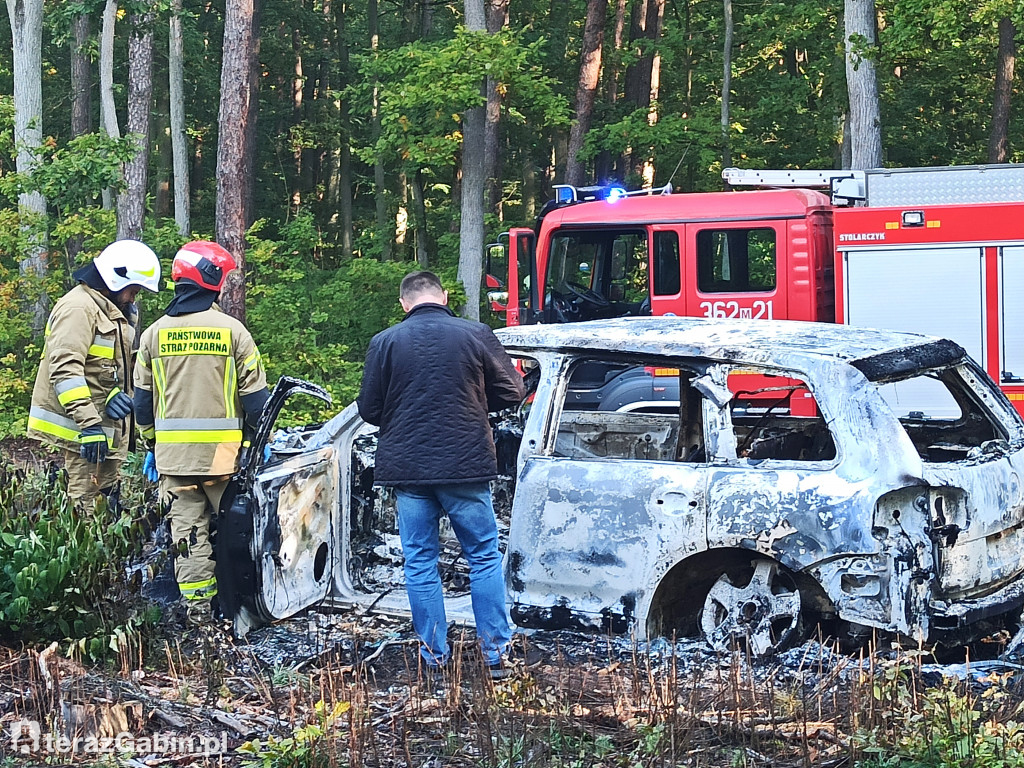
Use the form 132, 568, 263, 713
874, 365, 1009, 462
725, 369, 837, 463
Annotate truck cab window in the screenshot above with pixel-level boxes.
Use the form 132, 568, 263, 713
546, 230, 649, 322
653, 231, 681, 296
697, 228, 776, 293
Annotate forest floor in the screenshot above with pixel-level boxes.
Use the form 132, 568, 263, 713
3, 438, 1024, 767
3, 608, 1024, 767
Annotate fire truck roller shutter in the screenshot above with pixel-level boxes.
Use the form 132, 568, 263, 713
1000, 247, 1024, 385
843, 246, 984, 420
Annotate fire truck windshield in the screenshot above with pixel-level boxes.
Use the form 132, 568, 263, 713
545, 229, 649, 322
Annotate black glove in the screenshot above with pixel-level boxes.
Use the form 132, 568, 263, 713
79, 425, 109, 463
105, 388, 134, 420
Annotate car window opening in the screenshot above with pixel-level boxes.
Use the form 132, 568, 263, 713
875, 365, 1008, 462
726, 370, 837, 463
553, 359, 706, 463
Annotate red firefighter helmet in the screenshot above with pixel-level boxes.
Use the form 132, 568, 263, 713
171, 241, 237, 292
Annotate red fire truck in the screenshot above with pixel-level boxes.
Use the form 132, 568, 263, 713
487, 164, 1024, 414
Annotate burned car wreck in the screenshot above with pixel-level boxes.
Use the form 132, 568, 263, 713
224, 317, 1024, 656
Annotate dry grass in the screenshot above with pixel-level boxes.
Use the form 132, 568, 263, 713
3, 619, 1024, 767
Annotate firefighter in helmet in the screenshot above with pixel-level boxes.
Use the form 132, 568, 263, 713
28, 240, 161, 503
133, 241, 269, 623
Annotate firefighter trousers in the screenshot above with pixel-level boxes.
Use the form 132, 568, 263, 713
64, 449, 122, 503
160, 474, 229, 615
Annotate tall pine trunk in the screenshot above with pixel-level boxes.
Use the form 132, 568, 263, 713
71, 13, 92, 137
335, 0, 354, 259
117, 12, 154, 241
99, 0, 120, 210
170, 0, 191, 235
217, 0, 260, 321
988, 17, 1016, 164
484, 0, 509, 216
844, 0, 882, 169
565, 0, 607, 186
7, 0, 48, 332
458, 0, 486, 320
69, 11, 92, 261
368, 0, 392, 260
720, 0, 732, 174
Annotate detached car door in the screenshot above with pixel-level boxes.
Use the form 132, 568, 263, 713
251, 446, 336, 619
216, 377, 334, 629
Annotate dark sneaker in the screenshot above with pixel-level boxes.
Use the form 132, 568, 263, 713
488, 638, 544, 680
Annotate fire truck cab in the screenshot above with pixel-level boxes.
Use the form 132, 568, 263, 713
490, 185, 835, 329
488, 164, 1024, 415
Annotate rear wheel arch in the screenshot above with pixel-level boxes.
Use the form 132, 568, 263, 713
645, 547, 834, 647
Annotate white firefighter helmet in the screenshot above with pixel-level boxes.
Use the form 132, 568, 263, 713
93, 240, 162, 293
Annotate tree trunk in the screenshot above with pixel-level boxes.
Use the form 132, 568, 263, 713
291, 24, 303, 211
410, 168, 429, 267
458, 0, 486, 321
99, 0, 120, 210
241, 0, 261, 232
117, 12, 154, 241
720, 0, 732, 175
420, 0, 433, 38
71, 13, 92, 137
68, 11, 92, 261
368, 0, 392, 260
7, 0, 48, 332
565, 0, 607, 187
623, 0, 664, 178
988, 16, 1016, 164
483, 0, 509, 215
335, 0, 354, 259
395, 171, 409, 258
844, 0, 882, 169
216, 0, 259, 321
595, 0, 626, 182
170, 0, 191, 235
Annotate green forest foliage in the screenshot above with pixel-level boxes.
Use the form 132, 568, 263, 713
1, 0, 1022, 437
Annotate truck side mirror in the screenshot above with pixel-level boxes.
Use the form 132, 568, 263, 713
486, 242, 508, 311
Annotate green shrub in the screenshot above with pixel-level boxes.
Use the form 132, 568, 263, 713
855, 662, 1024, 768
0, 465, 155, 658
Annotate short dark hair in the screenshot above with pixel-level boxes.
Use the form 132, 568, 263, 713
400, 270, 444, 300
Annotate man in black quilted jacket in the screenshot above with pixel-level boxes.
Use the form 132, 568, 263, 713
357, 270, 525, 679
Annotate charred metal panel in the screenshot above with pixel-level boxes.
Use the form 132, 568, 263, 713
507, 454, 705, 636
921, 464, 1024, 599
852, 340, 966, 382
870, 487, 935, 638
253, 447, 336, 620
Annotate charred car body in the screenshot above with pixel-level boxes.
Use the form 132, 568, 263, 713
230, 317, 1024, 655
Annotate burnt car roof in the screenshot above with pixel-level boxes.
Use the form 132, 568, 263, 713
495, 317, 966, 378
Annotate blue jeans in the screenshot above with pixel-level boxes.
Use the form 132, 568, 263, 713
395, 483, 511, 666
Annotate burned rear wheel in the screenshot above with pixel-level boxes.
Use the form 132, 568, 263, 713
700, 558, 803, 656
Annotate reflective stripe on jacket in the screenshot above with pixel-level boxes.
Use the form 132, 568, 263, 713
134, 306, 267, 476
28, 285, 135, 455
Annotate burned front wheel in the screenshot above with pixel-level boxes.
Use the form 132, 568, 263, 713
700, 558, 803, 656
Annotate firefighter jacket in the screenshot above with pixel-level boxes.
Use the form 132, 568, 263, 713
134, 305, 267, 476
28, 284, 136, 455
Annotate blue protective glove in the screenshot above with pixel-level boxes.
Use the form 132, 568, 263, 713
105, 389, 134, 420
143, 451, 158, 482
79, 425, 109, 463
263, 445, 272, 462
